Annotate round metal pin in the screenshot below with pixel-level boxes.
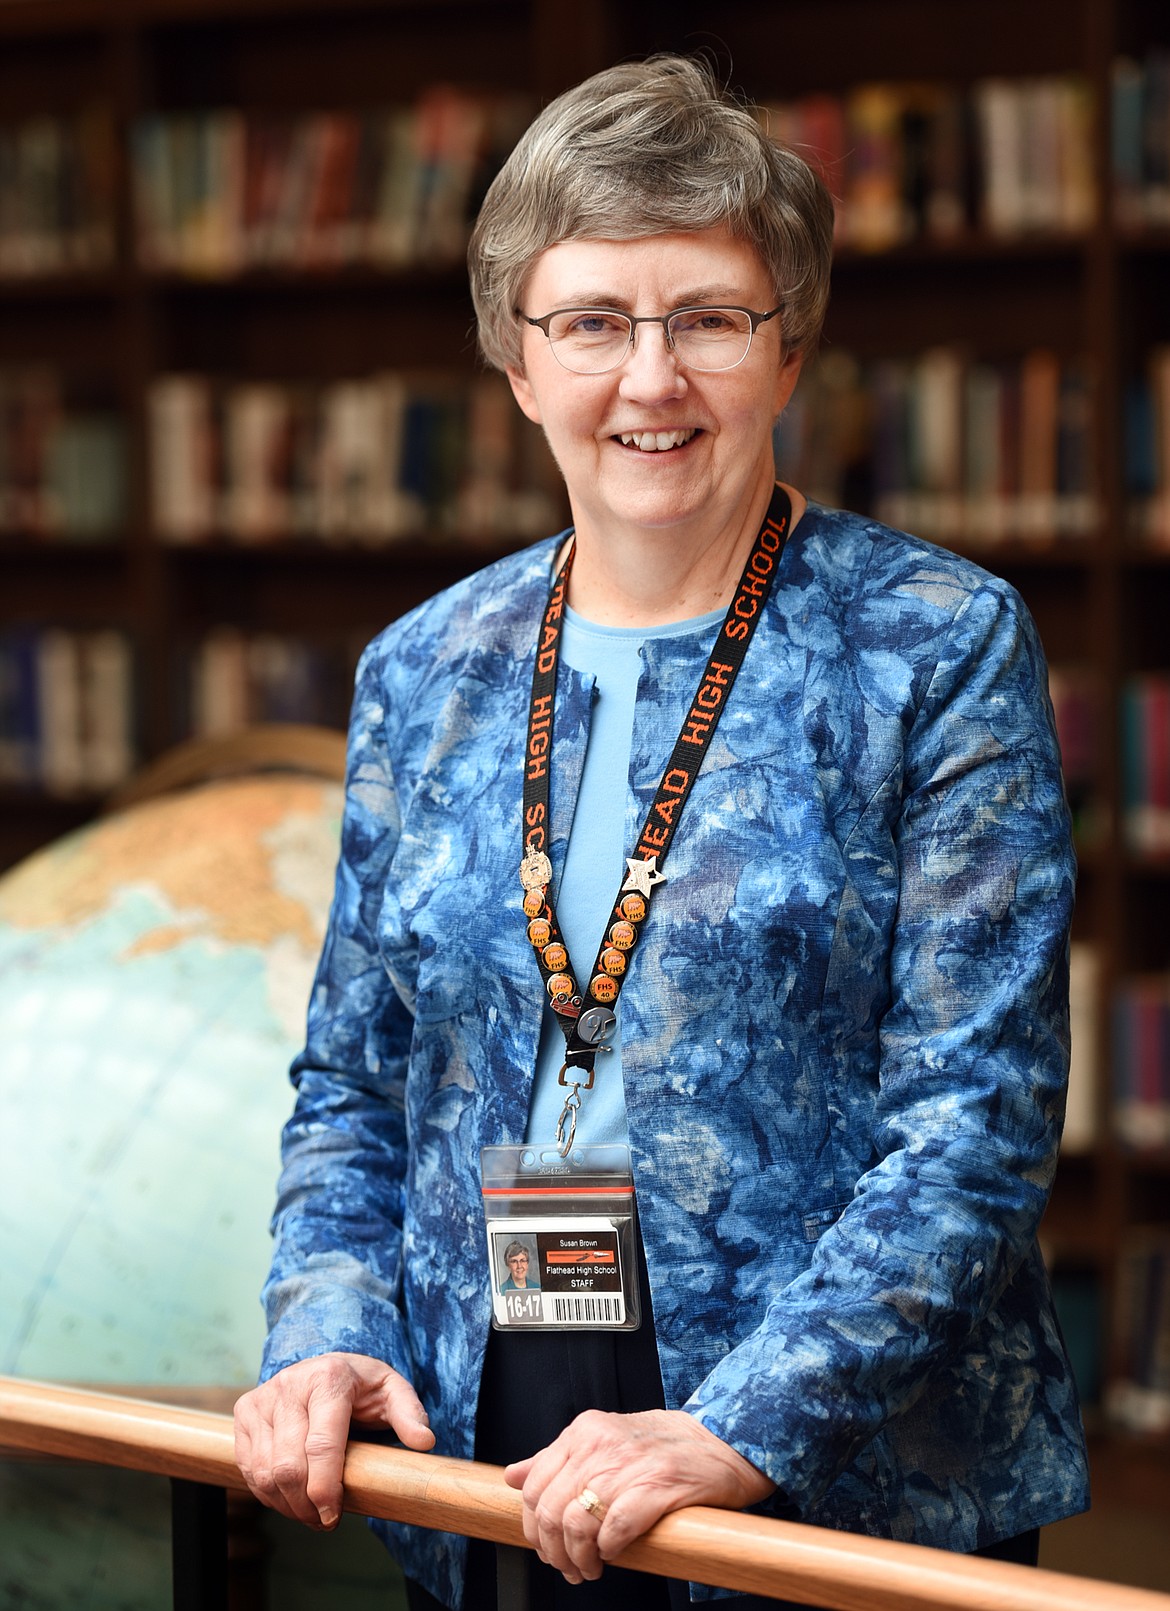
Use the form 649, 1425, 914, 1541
577, 1006, 617, 1045
519, 849, 553, 891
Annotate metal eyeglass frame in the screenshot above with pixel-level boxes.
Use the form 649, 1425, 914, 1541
515, 304, 785, 374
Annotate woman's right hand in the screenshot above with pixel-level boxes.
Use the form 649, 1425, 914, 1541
234, 1353, 436, 1530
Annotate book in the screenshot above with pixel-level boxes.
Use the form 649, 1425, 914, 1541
1113, 975, 1170, 1150
413, 85, 490, 263
298, 113, 362, 267
1018, 348, 1061, 539
191, 627, 249, 737
1056, 359, 1097, 536
316, 378, 397, 542
242, 117, 296, 268
975, 78, 1028, 235
149, 375, 216, 542
44, 414, 127, 541
964, 362, 1008, 542
911, 345, 966, 540
764, 93, 848, 224
1144, 51, 1170, 225
1150, 347, 1170, 547
1113, 56, 1147, 227
81, 631, 135, 790
1107, 1228, 1170, 1434
1121, 676, 1170, 852
1048, 665, 1100, 839
224, 384, 293, 541
1111, 50, 1170, 228
0, 630, 40, 784
845, 83, 909, 251
1064, 941, 1100, 1154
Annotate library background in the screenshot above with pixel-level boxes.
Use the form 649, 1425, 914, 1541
1, 0, 1169, 1602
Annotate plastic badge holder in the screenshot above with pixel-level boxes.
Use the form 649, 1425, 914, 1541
481, 1143, 640, 1331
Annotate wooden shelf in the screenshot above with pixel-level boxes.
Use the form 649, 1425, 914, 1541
0, 271, 122, 299
831, 231, 1095, 268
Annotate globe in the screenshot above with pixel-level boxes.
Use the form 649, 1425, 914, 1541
0, 770, 402, 1608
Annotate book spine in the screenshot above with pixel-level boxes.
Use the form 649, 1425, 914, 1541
1064, 941, 1100, 1153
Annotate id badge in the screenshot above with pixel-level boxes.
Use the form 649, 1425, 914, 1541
481, 1143, 640, 1331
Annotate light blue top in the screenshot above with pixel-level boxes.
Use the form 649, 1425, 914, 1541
526, 603, 726, 1150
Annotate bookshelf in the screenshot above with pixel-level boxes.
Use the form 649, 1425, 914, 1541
1, 0, 1168, 1514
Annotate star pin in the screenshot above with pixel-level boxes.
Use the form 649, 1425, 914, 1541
621, 855, 666, 898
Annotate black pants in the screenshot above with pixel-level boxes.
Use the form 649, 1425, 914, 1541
408, 1254, 1039, 1611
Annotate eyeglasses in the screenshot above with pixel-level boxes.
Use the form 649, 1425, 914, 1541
516, 304, 784, 375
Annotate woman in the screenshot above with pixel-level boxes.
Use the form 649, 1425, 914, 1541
234, 56, 1089, 1610
500, 1242, 536, 1292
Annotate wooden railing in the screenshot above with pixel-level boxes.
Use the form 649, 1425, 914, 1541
2, 1375, 1169, 1611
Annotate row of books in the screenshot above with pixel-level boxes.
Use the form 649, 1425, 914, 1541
1125, 346, 1170, 550
130, 89, 531, 276
1048, 667, 1170, 858
1114, 975, 1170, 1152
10, 61, 1170, 283
773, 347, 1098, 545
0, 628, 135, 796
1121, 676, 1170, 855
1113, 52, 1170, 229
0, 110, 116, 278
9, 335, 1155, 551
764, 75, 1095, 251
1053, 945, 1170, 1159
1053, 1228, 1170, 1426
148, 371, 561, 545
1106, 1227, 1170, 1434
0, 369, 127, 540
185, 629, 358, 739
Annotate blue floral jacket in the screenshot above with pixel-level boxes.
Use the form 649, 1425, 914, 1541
260, 503, 1089, 1605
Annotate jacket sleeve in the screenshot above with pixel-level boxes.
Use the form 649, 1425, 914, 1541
259, 641, 416, 1384
681, 580, 1075, 1510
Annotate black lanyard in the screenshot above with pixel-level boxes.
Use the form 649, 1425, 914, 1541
519, 484, 793, 1151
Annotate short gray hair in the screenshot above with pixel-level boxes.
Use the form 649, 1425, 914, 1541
468, 55, 834, 373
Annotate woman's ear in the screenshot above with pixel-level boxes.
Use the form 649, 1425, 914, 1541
506, 364, 542, 425
774, 348, 804, 417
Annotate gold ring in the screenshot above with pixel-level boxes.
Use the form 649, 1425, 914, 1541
576, 1486, 607, 1520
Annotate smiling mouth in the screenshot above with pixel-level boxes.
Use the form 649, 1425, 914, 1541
616, 428, 699, 452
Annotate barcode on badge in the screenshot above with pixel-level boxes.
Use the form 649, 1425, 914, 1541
551, 1294, 625, 1325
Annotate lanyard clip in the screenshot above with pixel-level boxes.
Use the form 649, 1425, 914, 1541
557, 1058, 594, 1089
555, 1082, 582, 1156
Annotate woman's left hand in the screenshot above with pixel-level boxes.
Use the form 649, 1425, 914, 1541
504, 1408, 774, 1584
